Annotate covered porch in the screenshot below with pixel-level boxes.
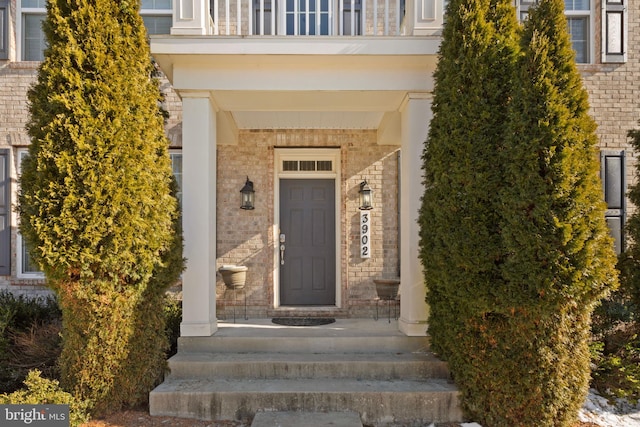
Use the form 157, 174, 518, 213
150, 0, 443, 338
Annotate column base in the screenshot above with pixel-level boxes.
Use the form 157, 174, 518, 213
180, 320, 218, 337
398, 317, 428, 336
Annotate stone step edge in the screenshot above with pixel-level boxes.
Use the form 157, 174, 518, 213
151, 377, 459, 393
251, 411, 363, 427
177, 337, 432, 353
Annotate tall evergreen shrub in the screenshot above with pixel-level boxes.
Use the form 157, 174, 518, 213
18, 0, 182, 414
487, 0, 617, 424
419, 0, 519, 359
420, 0, 618, 424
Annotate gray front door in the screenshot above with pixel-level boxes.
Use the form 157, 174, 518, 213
279, 179, 336, 305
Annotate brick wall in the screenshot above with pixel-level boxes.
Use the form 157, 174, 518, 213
582, 0, 640, 213
215, 129, 400, 318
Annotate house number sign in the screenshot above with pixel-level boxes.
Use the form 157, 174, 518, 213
360, 211, 371, 259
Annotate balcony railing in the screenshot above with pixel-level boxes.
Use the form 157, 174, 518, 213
168, 0, 442, 37
210, 0, 407, 36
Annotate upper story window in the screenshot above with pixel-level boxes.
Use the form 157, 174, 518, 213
516, 0, 592, 64
517, 0, 627, 64
564, 0, 591, 63
0, 0, 9, 59
18, 0, 173, 61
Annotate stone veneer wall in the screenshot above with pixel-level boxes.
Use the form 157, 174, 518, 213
215, 129, 400, 318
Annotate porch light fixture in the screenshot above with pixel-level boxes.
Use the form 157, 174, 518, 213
240, 177, 255, 210
358, 180, 373, 210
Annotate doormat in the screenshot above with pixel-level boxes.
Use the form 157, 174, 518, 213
272, 317, 336, 327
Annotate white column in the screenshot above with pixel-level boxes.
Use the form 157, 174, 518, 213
180, 93, 218, 337
171, 0, 211, 35
398, 93, 432, 336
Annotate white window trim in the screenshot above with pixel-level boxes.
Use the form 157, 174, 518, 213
565, 3, 594, 64
17, 0, 173, 61
16, 148, 44, 279
16, 2, 44, 62
515, 0, 595, 65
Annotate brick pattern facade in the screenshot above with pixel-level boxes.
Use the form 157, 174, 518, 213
215, 129, 399, 318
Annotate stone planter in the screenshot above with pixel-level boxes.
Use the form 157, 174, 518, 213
218, 265, 248, 289
373, 278, 400, 300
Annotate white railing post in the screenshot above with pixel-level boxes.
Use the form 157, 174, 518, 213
396, 0, 400, 34
361, 0, 366, 35
384, 0, 389, 34
339, 0, 344, 34
237, 0, 242, 35
373, 0, 378, 35
225, 0, 230, 34
213, 0, 220, 34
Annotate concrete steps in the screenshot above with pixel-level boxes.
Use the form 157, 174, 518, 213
166, 352, 451, 380
149, 320, 463, 426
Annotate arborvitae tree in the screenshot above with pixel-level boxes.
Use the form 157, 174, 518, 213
483, 0, 617, 424
18, 0, 182, 415
421, 0, 617, 424
419, 0, 519, 360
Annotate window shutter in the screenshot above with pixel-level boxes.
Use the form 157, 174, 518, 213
602, 0, 627, 63
0, 149, 10, 274
0, 0, 8, 60
601, 150, 626, 254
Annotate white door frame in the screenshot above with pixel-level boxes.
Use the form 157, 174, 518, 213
273, 148, 342, 308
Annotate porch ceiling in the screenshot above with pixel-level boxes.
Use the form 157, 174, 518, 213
212, 90, 403, 129
151, 36, 438, 132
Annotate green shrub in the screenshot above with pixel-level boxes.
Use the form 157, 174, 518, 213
420, 0, 617, 425
419, 0, 520, 360
164, 296, 182, 358
592, 329, 640, 404
0, 292, 62, 393
18, 0, 183, 414
0, 369, 90, 427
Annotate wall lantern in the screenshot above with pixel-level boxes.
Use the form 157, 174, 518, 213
240, 177, 255, 210
358, 180, 373, 210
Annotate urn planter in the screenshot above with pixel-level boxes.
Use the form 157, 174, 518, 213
218, 265, 248, 289
373, 278, 400, 300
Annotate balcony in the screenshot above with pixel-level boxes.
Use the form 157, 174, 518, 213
169, 0, 445, 36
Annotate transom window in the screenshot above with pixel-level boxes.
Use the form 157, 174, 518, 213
282, 159, 333, 172
18, 0, 173, 61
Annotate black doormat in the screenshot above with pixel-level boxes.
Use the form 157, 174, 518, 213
272, 317, 336, 327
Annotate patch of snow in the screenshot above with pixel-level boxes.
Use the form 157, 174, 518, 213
449, 390, 640, 427
578, 389, 640, 427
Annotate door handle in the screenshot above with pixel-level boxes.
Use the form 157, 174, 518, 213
279, 233, 286, 265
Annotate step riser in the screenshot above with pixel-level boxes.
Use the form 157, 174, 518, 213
150, 390, 463, 426
167, 360, 450, 380
178, 336, 431, 354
